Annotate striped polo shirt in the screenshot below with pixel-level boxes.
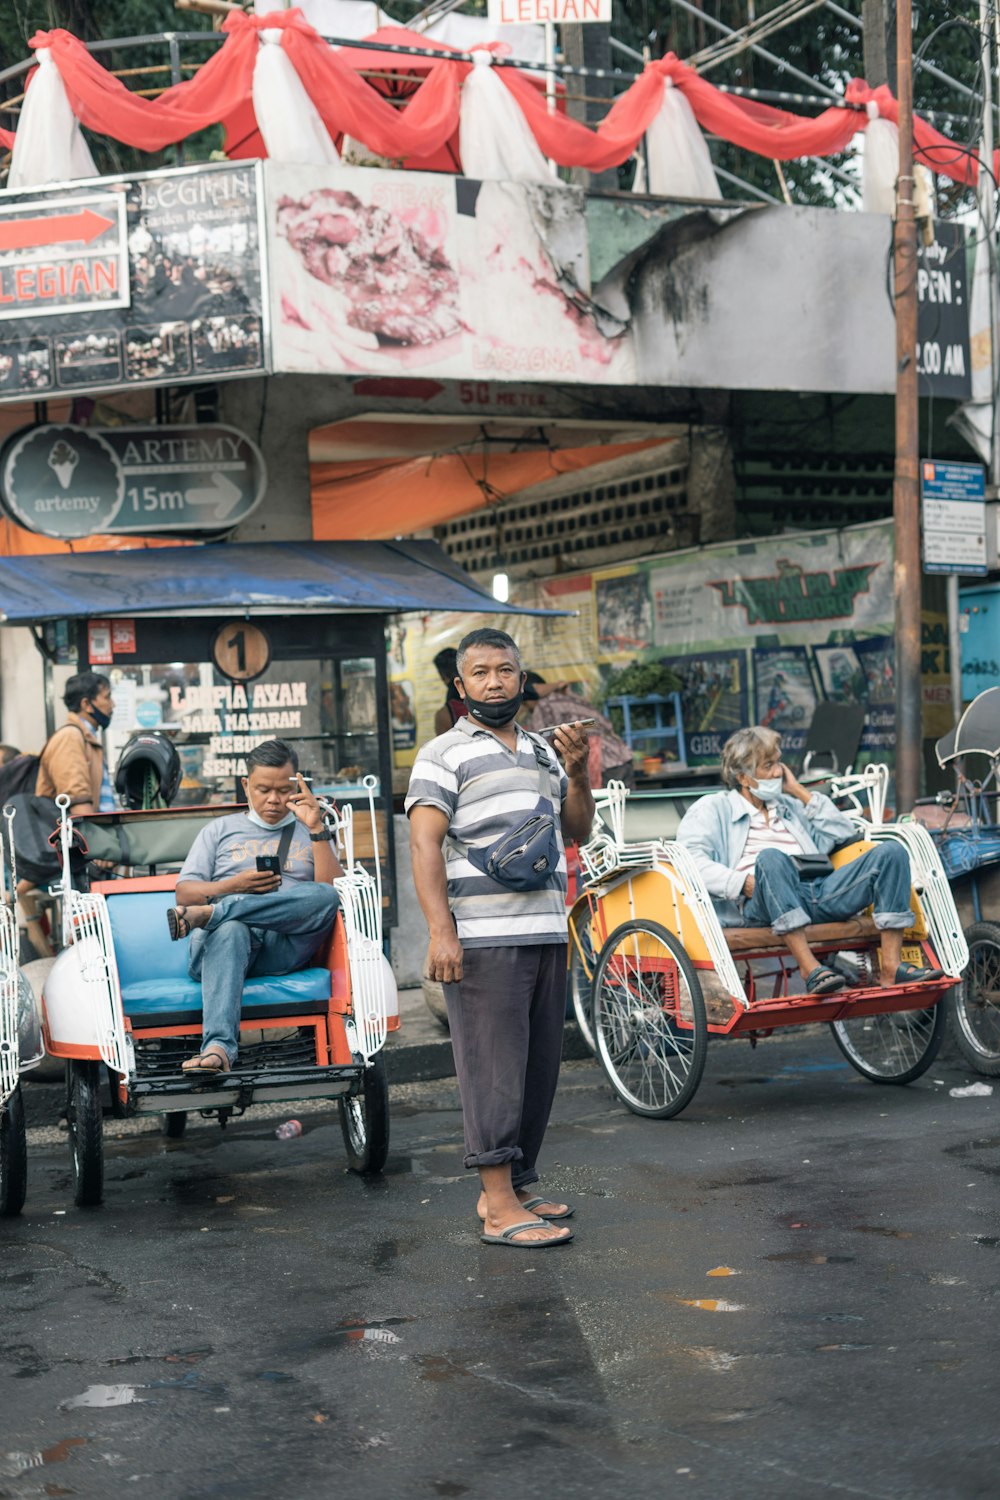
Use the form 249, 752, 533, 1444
734, 806, 806, 878
405, 717, 569, 948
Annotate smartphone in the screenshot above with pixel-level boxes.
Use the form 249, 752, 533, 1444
256, 855, 281, 875
537, 719, 597, 738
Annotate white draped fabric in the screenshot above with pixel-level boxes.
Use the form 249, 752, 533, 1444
253, 0, 392, 38
8, 48, 98, 189
459, 52, 556, 184
637, 80, 720, 200
252, 29, 340, 164
862, 110, 898, 215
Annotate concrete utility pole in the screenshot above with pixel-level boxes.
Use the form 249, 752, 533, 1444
893, 0, 921, 812
861, 0, 897, 91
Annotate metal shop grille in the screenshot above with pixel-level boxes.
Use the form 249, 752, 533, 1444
439, 461, 690, 574
736, 452, 894, 534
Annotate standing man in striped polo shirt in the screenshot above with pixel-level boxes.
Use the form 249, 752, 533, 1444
407, 629, 594, 1249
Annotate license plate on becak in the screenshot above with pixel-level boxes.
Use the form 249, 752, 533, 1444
901, 944, 923, 966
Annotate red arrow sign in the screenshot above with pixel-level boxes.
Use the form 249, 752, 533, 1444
352, 378, 446, 401
0, 208, 116, 253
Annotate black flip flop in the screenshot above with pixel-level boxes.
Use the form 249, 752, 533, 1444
480, 1220, 574, 1249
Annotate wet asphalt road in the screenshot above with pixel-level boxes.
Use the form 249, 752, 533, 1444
2, 1029, 999, 1500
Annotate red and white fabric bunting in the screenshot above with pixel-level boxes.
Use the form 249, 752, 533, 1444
0, 8, 988, 196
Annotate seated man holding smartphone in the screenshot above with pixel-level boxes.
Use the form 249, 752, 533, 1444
168, 738, 343, 1075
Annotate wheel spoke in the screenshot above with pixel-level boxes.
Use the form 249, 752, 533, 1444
595, 923, 705, 1115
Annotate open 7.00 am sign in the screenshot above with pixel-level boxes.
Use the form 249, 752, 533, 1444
0, 422, 266, 538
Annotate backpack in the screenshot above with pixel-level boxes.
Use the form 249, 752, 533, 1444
0, 753, 42, 803
0, 723, 87, 807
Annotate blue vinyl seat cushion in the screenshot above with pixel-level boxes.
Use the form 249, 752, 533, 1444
106, 889, 330, 1019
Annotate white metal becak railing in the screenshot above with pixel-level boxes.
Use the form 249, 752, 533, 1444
55, 796, 131, 1078
580, 781, 749, 1009
319, 776, 387, 1063
0, 806, 30, 1104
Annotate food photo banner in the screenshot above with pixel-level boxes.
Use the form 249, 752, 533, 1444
0, 162, 266, 401
267, 162, 629, 383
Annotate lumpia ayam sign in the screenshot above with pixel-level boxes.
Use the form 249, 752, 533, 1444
487, 0, 611, 19
0, 192, 129, 320
0, 422, 266, 539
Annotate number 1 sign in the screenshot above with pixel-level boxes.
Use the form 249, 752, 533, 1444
212, 621, 272, 682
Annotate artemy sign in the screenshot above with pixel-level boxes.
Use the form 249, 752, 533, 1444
0, 422, 266, 538
0, 193, 128, 321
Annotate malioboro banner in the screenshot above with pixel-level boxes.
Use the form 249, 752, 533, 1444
388, 522, 951, 782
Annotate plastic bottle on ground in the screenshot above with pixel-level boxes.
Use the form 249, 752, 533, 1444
275, 1119, 303, 1139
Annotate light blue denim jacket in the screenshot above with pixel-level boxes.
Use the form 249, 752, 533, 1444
676, 788, 857, 927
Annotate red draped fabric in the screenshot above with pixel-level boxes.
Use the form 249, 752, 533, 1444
14, 11, 987, 188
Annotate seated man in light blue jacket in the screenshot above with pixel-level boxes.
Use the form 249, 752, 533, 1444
676, 725, 943, 996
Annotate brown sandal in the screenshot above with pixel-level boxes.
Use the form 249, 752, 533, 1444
167, 906, 190, 941
181, 1045, 231, 1075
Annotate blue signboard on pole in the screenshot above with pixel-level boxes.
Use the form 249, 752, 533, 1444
921, 459, 988, 575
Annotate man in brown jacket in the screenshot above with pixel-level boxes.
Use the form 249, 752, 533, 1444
36, 671, 115, 814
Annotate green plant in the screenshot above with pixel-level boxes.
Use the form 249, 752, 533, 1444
596, 662, 682, 707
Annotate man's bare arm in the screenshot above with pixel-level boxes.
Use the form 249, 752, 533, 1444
409, 805, 463, 983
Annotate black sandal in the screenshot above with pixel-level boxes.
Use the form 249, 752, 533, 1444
805, 964, 847, 996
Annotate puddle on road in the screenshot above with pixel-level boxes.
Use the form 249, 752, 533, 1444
332, 1317, 411, 1347
675, 1299, 745, 1312
0, 1438, 86, 1479
60, 1385, 147, 1409
416, 1355, 472, 1382
108, 1347, 212, 1368
765, 1251, 856, 1265
853, 1225, 913, 1240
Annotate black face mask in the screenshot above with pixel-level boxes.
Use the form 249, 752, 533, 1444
87, 704, 112, 731
461, 684, 524, 728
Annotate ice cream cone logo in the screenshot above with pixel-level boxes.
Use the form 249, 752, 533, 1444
48, 439, 79, 489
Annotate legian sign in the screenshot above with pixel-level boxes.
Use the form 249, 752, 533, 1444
0, 192, 128, 321
0, 422, 266, 537
487, 0, 611, 19
921, 459, 987, 575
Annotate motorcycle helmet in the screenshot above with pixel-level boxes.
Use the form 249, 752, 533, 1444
114, 731, 181, 809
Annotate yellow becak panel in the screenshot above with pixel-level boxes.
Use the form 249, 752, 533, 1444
584, 868, 714, 963
829, 837, 927, 939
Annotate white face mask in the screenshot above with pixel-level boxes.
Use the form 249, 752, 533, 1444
245, 807, 296, 830
751, 775, 784, 804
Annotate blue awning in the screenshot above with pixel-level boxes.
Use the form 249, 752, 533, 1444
0, 540, 563, 623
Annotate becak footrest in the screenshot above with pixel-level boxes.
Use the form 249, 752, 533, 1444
725, 917, 879, 953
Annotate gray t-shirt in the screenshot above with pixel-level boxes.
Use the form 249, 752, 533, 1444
178, 813, 315, 888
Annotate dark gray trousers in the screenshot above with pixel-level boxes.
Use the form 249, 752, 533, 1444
443, 942, 567, 1191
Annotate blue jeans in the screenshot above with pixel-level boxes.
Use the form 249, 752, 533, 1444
188, 883, 339, 1063
742, 844, 913, 935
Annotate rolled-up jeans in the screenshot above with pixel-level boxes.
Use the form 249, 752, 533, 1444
188, 883, 339, 1063
742, 844, 913, 935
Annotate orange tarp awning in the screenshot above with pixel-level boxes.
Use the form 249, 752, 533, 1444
311, 440, 663, 538
0, 520, 190, 558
